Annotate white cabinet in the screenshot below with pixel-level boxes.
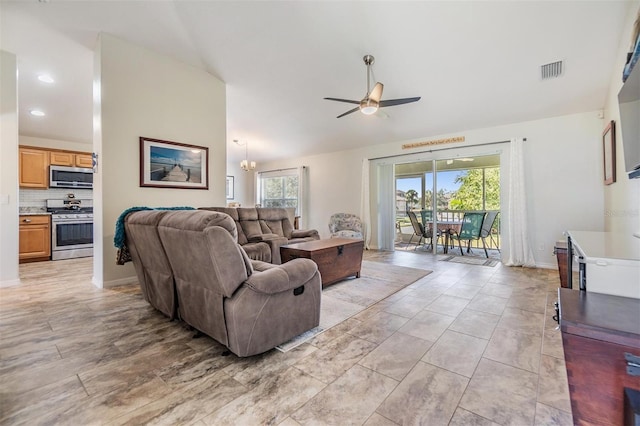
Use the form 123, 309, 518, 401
567, 230, 640, 299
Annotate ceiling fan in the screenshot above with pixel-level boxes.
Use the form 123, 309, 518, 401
324, 54, 421, 118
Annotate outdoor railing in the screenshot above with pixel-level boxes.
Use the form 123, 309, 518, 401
396, 209, 501, 251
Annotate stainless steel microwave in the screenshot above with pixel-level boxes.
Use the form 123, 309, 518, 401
49, 165, 93, 189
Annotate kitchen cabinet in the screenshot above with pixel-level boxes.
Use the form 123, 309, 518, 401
19, 215, 51, 263
49, 151, 74, 166
19, 148, 49, 189
20, 146, 92, 189
50, 151, 92, 168
75, 154, 92, 168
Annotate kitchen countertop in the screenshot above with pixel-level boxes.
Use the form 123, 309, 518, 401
19, 207, 50, 216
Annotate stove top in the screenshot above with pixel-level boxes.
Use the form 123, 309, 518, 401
46, 198, 93, 215
48, 207, 94, 214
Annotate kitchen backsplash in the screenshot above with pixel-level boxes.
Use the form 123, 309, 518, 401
20, 188, 93, 208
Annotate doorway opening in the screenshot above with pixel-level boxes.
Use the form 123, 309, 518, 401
395, 154, 501, 256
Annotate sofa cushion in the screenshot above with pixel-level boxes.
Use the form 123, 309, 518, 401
242, 242, 272, 263
257, 207, 294, 238
199, 207, 248, 245
158, 210, 246, 298
237, 208, 263, 241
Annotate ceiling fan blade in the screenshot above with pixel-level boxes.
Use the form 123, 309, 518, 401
369, 82, 384, 102
379, 97, 421, 108
336, 106, 360, 118
324, 97, 360, 105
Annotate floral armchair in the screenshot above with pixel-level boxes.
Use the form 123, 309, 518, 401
328, 213, 364, 239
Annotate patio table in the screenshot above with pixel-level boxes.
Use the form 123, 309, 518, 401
434, 220, 462, 254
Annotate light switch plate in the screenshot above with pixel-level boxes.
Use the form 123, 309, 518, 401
0, 194, 9, 205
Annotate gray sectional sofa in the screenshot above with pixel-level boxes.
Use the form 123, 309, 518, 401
199, 207, 319, 264
123, 209, 322, 357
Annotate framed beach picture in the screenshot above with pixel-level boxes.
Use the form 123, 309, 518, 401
139, 137, 209, 189
226, 176, 234, 199
602, 121, 616, 185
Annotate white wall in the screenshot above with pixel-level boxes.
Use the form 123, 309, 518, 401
0, 50, 19, 286
604, 1, 640, 234
258, 110, 605, 269
225, 161, 256, 208
95, 34, 227, 287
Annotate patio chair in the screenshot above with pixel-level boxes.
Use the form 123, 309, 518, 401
480, 211, 500, 257
406, 210, 437, 250
449, 212, 486, 256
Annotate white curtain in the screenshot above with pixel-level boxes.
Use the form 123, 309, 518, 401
298, 166, 307, 228
360, 158, 371, 249
377, 163, 396, 251
505, 137, 536, 267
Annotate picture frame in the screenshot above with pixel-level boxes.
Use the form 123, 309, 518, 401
139, 137, 208, 189
226, 176, 234, 199
603, 121, 616, 185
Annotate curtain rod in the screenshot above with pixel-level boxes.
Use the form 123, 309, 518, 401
257, 166, 304, 175
369, 138, 527, 161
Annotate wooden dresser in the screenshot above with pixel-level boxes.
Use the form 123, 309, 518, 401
559, 288, 640, 425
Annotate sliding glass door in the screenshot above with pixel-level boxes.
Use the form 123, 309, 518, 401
395, 154, 501, 254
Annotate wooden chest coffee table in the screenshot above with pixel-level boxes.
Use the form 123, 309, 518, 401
280, 238, 364, 287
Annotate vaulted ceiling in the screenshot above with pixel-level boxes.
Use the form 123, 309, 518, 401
1, 1, 633, 163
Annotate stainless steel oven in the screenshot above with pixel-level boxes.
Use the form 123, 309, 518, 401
47, 198, 93, 260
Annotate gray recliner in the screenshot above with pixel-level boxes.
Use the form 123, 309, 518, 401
199, 207, 319, 264
153, 210, 321, 357
124, 210, 178, 320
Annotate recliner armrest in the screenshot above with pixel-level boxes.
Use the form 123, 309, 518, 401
244, 258, 319, 294
290, 229, 319, 240
247, 233, 280, 242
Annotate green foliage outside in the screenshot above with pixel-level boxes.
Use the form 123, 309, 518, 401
405, 189, 419, 210
449, 167, 500, 210
262, 176, 298, 208
423, 188, 450, 210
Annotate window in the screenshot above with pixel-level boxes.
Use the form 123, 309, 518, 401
256, 167, 304, 216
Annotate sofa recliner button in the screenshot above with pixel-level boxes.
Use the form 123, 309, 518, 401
293, 285, 305, 296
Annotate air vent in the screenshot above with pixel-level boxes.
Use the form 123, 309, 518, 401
541, 61, 563, 80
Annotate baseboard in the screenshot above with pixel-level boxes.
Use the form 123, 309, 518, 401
102, 275, 138, 289
535, 262, 557, 270
0, 278, 21, 288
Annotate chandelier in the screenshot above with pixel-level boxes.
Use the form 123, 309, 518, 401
234, 139, 256, 171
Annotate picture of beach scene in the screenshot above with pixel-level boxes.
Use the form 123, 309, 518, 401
140, 137, 208, 189
149, 146, 203, 183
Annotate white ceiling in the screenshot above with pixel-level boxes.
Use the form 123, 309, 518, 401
0, 1, 632, 163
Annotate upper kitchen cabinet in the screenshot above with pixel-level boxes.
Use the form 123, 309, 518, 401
19, 147, 49, 188
50, 151, 92, 168
75, 154, 92, 168
49, 151, 74, 166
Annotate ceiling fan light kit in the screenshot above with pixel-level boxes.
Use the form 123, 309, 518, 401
324, 54, 420, 118
360, 99, 379, 115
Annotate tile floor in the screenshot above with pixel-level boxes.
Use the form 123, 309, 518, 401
0, 250, 573, 425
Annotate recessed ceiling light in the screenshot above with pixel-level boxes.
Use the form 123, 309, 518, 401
37, 74, 54, 83
29, 109, 45, 117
